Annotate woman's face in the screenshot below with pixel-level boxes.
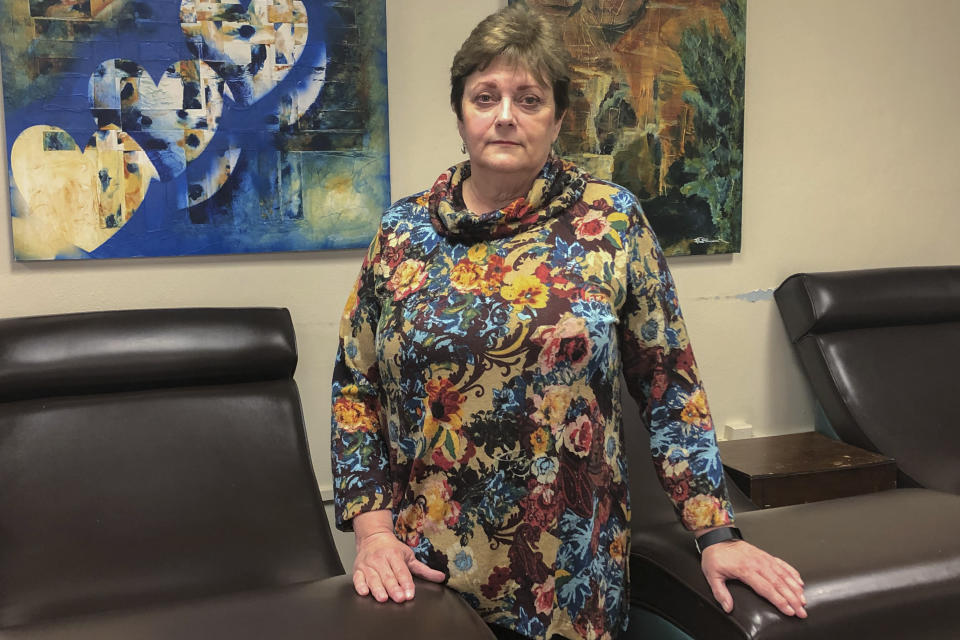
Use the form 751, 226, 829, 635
458, 56, 563, 181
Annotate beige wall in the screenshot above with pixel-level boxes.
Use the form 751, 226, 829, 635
1, 0, 959, 559
675, 0, 960, 437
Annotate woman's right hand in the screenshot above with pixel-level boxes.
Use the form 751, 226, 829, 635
351, 510, 446, 603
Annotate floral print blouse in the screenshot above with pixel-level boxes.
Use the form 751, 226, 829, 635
331, 157, 734, 640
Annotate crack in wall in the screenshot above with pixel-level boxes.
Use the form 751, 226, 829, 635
693, 288, 775, 303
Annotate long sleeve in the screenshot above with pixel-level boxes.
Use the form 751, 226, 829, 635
618, 206, 734, 531
331, 227, 394, 531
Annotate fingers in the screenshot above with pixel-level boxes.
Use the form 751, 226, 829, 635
739, 559, 805, 618
353, 535, 419, 603
387, 554, 416, 601
772, 562, 806, 607
376, 557, 408, 603
352, 569, 370, 597
777, 557, 804, 586
756, 555, 806, 617
360, 566, 390, 603
766, 562, 807, 617
701, 542, 808, 619
747, 571, 805, 618
409, 558, 447, 583
357, 558, 408, 603
707, 575, 734, 613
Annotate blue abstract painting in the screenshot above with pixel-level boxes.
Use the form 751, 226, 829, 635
1, 0, 389, 260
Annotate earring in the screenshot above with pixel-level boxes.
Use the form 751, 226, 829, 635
460, 142, 467, 154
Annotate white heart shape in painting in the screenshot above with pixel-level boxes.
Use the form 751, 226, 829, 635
10, 125, 157, 258
89, 58, 232, 182
180, 0, 308, 105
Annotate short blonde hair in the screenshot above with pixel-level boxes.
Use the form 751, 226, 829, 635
450, 4, 570, 121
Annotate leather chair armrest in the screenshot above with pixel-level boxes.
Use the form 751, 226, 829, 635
0, 576, 495, 640
632, 489, 960, 640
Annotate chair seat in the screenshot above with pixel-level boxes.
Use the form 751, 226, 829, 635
0, 576, 495, 640
630, 488, 960, 640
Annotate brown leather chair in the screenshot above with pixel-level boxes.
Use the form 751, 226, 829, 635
0, 308, 493, 640
775, 266, 960, 493
624, 266, 960, 639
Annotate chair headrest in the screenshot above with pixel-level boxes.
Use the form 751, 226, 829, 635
0, 307, 297, 402
775, 266, 960, 343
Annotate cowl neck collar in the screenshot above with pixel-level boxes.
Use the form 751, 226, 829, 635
427, 156, 587, 242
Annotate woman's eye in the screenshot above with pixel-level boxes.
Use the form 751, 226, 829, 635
475, 94, 495, 104
520, 95, 543, 107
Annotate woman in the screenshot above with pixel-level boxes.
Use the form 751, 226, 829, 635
331, 6, 805, 640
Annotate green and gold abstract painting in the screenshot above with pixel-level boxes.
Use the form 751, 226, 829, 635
1, 0, 388, 259
512, 0, 746, 255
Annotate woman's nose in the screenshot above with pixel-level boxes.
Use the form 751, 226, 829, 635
496, 99, 516, 126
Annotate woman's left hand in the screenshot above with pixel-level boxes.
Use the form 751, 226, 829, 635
700, 540, 807, 618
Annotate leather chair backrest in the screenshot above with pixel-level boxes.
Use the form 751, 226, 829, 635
775, 267, 960, 493
0, 308, 343, 628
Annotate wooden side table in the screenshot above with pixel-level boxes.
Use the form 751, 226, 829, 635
718, 431, 897, 509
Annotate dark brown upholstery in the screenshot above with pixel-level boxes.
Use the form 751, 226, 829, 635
0, 577, 494, 640
624, 266, 960, 639
775, 266, 960, 492
0, 308, 493, 639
